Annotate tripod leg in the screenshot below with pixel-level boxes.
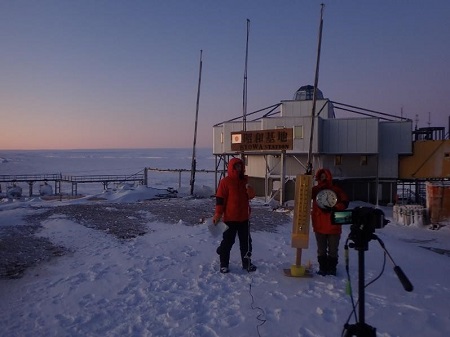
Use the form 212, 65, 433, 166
343, 249, 376, 337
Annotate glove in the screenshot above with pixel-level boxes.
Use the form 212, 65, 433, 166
212, 214, 222, 225
323, 206, 334, 213
246, 184, 256, 199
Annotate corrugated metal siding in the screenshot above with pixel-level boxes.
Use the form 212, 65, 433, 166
378, 121, 412, 178
281, 100, 314, 117
280, 99, 331, 118
379, 121, 412, 154
321, 118, 379, 153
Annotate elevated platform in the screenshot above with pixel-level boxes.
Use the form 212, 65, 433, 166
0, 173, 146, 196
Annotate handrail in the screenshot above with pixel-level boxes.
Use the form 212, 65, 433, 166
61, 175, 144, 183
0, 174, 62, 182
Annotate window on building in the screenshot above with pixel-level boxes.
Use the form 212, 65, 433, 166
335, 155, 342, 166
294, 126, 303, 139
360, 155, 368, 165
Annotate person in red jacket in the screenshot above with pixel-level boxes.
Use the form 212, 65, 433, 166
213, 157, 256, 273
311, 168, 349, 276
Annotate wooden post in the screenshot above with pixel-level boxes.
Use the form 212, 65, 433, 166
295, 248, 303, 266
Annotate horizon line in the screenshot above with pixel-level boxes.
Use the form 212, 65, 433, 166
0, 146, 214, 152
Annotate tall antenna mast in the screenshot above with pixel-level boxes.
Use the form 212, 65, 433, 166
242, 19, 250, 132
190, 50, 203, 196
306, 4, 325, 175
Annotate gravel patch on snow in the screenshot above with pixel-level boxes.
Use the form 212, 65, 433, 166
0, 197, 291, 279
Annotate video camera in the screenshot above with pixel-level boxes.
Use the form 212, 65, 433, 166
332, 206, 389, 250
332, 206, 389, 230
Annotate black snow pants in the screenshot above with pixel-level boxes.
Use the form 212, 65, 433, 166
218, 220, 252, 268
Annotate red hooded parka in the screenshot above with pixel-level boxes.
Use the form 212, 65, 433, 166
215, 157, 255, 223
311, 168, 349, 235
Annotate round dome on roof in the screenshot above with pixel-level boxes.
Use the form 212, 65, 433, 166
293, 85, 324, 101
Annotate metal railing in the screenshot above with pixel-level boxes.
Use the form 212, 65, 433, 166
0, 174, 62, 182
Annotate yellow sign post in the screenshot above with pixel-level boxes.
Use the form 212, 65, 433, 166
285, 174, 313, 277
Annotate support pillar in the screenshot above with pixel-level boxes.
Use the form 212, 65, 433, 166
144, 168, 148, 187
280, 150, 286, 206
28, 182, 33, 197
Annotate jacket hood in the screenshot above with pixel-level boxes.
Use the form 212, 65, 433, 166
315, 168, 333, 186
228, 157, 245, 178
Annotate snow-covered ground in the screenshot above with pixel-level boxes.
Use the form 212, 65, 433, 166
1, 184, 449, 337
1, 149, 450, 336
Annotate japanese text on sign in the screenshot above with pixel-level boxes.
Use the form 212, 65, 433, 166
231, 128, 293, 151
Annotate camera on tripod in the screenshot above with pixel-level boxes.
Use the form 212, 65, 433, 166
331, 206, 389, 230
331, 207, 412, 336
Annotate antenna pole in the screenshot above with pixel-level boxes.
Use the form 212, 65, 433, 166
306, 4, 325, 175
190, 50, 203, 196
243, 19, 250, 132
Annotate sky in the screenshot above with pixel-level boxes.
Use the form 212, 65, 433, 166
1, 0, 449, 150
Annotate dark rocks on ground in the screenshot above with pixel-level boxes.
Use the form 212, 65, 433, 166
0, 198, 291, 279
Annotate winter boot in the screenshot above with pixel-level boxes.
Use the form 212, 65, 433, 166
327, 257, 338, 276
220, 266, 229, 274
242, 257, 257, 272
317, 255, 328, 276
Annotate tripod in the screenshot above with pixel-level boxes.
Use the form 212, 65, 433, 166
343, 224, 413, 337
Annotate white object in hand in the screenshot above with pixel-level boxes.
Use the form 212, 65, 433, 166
205, 217, 229, 237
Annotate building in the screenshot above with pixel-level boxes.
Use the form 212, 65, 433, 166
398, 126, 450, 222
213, 85, 413, 205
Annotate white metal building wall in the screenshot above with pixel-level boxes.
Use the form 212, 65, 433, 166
321, 118, 379, 153
378, 121, 413, 178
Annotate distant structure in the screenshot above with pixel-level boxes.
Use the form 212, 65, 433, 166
293, 85, 324, 101
212, 84, 444, 206
7, 183, 22, 199
399, 126, 450, 180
